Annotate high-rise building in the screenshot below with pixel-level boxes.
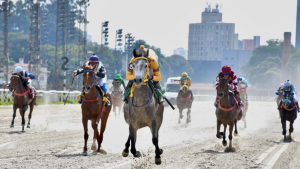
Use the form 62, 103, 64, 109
173, 47, 187, 60
242, 39, 254, 50
188, 4, 235, 61
296, 0, 300, 49
222, 50, 252, 77
254, 36, 260, 49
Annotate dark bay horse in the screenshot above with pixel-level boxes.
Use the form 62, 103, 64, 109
216, 77, 242, 152
8, 75, 36, 131
81, 64, 112, 156
122, 53, 164, 165
177, 84, 193, 124
111, 80, 123, 117
279, 93, 297, 142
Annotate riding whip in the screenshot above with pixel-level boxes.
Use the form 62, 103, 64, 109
64, 78, 74, 105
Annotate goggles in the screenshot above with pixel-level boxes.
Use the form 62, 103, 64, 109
223, 73, 229, 76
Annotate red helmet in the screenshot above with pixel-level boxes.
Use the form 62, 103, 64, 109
222, 66, 231, 73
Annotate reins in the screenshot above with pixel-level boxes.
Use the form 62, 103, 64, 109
11, 76, 28, 97
82, 69, 100, 103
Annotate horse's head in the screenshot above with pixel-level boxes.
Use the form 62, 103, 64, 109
82, 64, 96, 94
217, 77, 229, 98
112, 80, 120, 90
282, 93, 293, 108
9, 75, 22, 91
132, 48, 149, 88
182, 84, 189, 93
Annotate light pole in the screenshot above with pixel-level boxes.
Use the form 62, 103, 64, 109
101, 21, 109, 46
124, 33, 135, 72
115, 29, 123, 50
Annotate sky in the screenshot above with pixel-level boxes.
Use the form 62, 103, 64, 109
87, 0, 297, 56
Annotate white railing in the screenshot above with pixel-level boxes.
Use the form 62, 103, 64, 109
0, 89, 81, 103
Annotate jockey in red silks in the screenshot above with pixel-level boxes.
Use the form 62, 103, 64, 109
214, 65, 243, 108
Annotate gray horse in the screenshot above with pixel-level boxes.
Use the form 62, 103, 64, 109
239, 86, 248, 128
122, 50, 164, 165
216, 77, 242, 152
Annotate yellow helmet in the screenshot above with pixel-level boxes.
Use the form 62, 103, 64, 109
182, 72, 188, 76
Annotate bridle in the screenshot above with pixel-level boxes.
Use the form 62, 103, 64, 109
10, 75, 22, 91
82, 69, 96, 93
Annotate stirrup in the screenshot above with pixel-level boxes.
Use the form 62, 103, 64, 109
78, 97, 83, 104
105, 100, 111, 107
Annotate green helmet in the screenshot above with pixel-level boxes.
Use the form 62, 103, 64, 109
115, 74, 121, 79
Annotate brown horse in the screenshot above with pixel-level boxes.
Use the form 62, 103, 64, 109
176, 84, 193, 124
81, 64, 112, 156
8, 75, 36, 131
111, 80, 123, 117
216, 77, 242, 152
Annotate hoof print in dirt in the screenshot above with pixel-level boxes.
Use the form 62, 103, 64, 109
224, 147, 236, 153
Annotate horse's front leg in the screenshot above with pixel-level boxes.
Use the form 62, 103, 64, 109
289, 118, 295, 141
19, 108, 26, 131
27, 99, 35, 128
97, 110, 109, 153
151, 119, 163, 165
281, 113, 287, 142
82, 117, 88, 156
10, 105, 17, 128
129, 124, 140, 157
91, 120, 99, 151
234, 120, 238, 136
186, 109, 191, 123
224, 122, 236, 152
216, 119, 222, 139
178, 109, 182, 124
222, 124, 227, 146
122, 135, 130, 157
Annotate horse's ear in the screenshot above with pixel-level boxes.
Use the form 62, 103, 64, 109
146, 49, 149, 57
133, 49, 138, 58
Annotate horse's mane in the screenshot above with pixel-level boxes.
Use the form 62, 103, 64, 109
84, 65, 94, 70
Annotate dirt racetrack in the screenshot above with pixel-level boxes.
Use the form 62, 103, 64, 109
1, 101, 300, 169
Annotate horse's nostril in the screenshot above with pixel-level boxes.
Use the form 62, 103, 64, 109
87, 87, 91, 90
139, 79, 142, 83
82, 87, 85, 90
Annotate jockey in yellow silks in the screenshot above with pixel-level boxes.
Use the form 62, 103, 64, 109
123, 45, 163, 104
177, 72, 194, 100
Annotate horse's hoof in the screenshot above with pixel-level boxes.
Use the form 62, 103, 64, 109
21, 130, 25, 132
82, 152, 88, 156
27, 125, 30, 128
216, 134, 222, 139
122, 150, 129, 157
222, 140, 227, 146
155, 157, 162, 165
234, 133, 238, 137
91, 145, 97, 151
133, 151, 141, 158
10, 125, 14, 128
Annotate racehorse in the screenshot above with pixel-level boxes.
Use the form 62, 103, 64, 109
279, 92, 297, 142
122, 49, 164, 165
216, 77, 242, 152
111, 80, 123, 117
81, 64, 112, 156
176, 84, 193, 124
8, 75, 36, 131
239, 85, 248, 128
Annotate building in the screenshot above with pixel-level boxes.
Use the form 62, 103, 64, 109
188, 4, 235, 61
173, 47, 187, 59
9, 58, 48, 90
242, 39, 254, 50
87, 34, 92, 43
254, 36, 260, 49
221, 50, 253, 77
296, 0, 300, 49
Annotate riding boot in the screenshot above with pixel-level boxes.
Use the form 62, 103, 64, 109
154, 82, 164, 104
278, 100, 282, 111
104, 92, 111, 107
296, 101, 300, 112
122, 81, 133, 104
214, 96, 218, 108
237, 97, 243, 107
78, 90, 84, 104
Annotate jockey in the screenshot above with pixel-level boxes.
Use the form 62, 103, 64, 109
72, 54, 110, 107
215, 65, 243, 108
178, 72, 194, 100
123, 45, 163, 104
277, 80, 300, 112
112, 74, 126, 93
4, 66, 35, 98
237, 77, 248, 100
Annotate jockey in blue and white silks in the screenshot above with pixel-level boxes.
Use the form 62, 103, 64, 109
276, 80, 299, 112
72, 54, 110, 106
237, 77, 248, 88
4, 66, 36, 98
